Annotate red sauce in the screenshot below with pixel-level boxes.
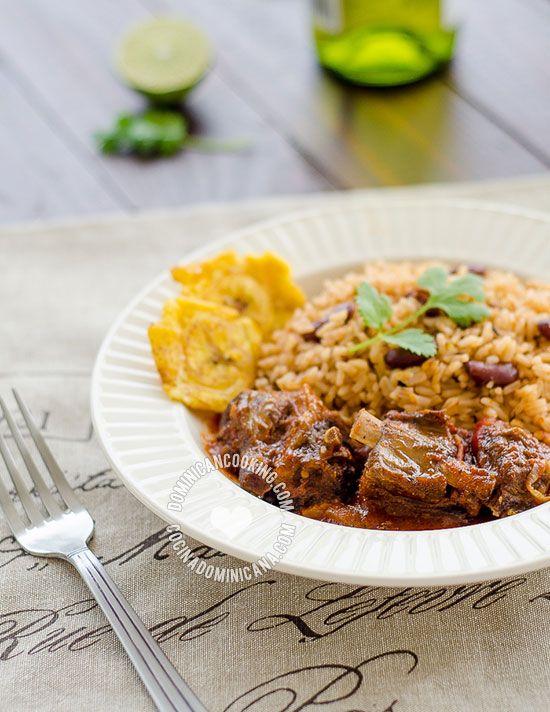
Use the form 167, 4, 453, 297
299, 500, 490, 531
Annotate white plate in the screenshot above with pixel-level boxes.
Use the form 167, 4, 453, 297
91, 199, 550, 586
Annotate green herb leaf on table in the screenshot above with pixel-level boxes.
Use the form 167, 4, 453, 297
96, 111, 188, 157
381, 329, 437, 357
95, 110, 252, 159
350, 266, 489, 358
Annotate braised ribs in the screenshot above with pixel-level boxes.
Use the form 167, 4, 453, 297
209, 387, 550, 529
352, 410, 495, 522
209, 386, 361, 507
473, 419, 550, 516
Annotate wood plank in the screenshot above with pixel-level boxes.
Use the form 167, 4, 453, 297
0, 0, 331, 218
0, 70, 119, 222
152, 0, 546, 186
444, 0, 550, 164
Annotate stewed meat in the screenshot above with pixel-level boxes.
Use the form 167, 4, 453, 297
209, 387, 550, 530
209, 386, 360, 507
352, 410, 496, 522
473, 419, 550, 516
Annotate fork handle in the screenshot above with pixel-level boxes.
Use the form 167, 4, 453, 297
69, 547, 208, 712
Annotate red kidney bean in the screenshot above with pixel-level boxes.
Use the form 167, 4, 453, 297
450, 264, 486, 276
466, 361, 518, 386
406, 288, 429, 304
405, 288, 441, 316
303, 301, 355, 342
384, 348, 427, 369
467, 264, 487, 276
303, 331, 320, 343
537, 320, 550, 339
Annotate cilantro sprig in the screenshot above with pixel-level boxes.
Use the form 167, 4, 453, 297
349, 266, 490, 358
95, 110, 253, 159
96, 111, 188, 157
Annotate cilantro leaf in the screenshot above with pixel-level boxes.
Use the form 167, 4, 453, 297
418, 267, 486, 303
355, 281, 393, 330
382, 329, 437, 357
417, 266, 488, 327
429, 299, 490, 327
417, 266, 448, 294
96, 110, 188, 158
438, 273, 485, 301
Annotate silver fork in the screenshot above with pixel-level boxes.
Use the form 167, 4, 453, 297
0, 390, 208, 712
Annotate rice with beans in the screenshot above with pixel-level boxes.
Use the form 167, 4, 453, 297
255, 261, 550, 445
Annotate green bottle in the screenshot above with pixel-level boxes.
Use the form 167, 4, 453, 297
312, 0, 456, 87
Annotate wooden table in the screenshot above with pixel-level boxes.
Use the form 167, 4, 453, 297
1, 0, 549, 223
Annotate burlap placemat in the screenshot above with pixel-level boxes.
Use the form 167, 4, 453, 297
1, 175, 550, 712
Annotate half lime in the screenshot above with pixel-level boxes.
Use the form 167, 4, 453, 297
116, 17, 212, 104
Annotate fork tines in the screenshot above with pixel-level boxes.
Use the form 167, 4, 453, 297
0, 390, 83, 529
